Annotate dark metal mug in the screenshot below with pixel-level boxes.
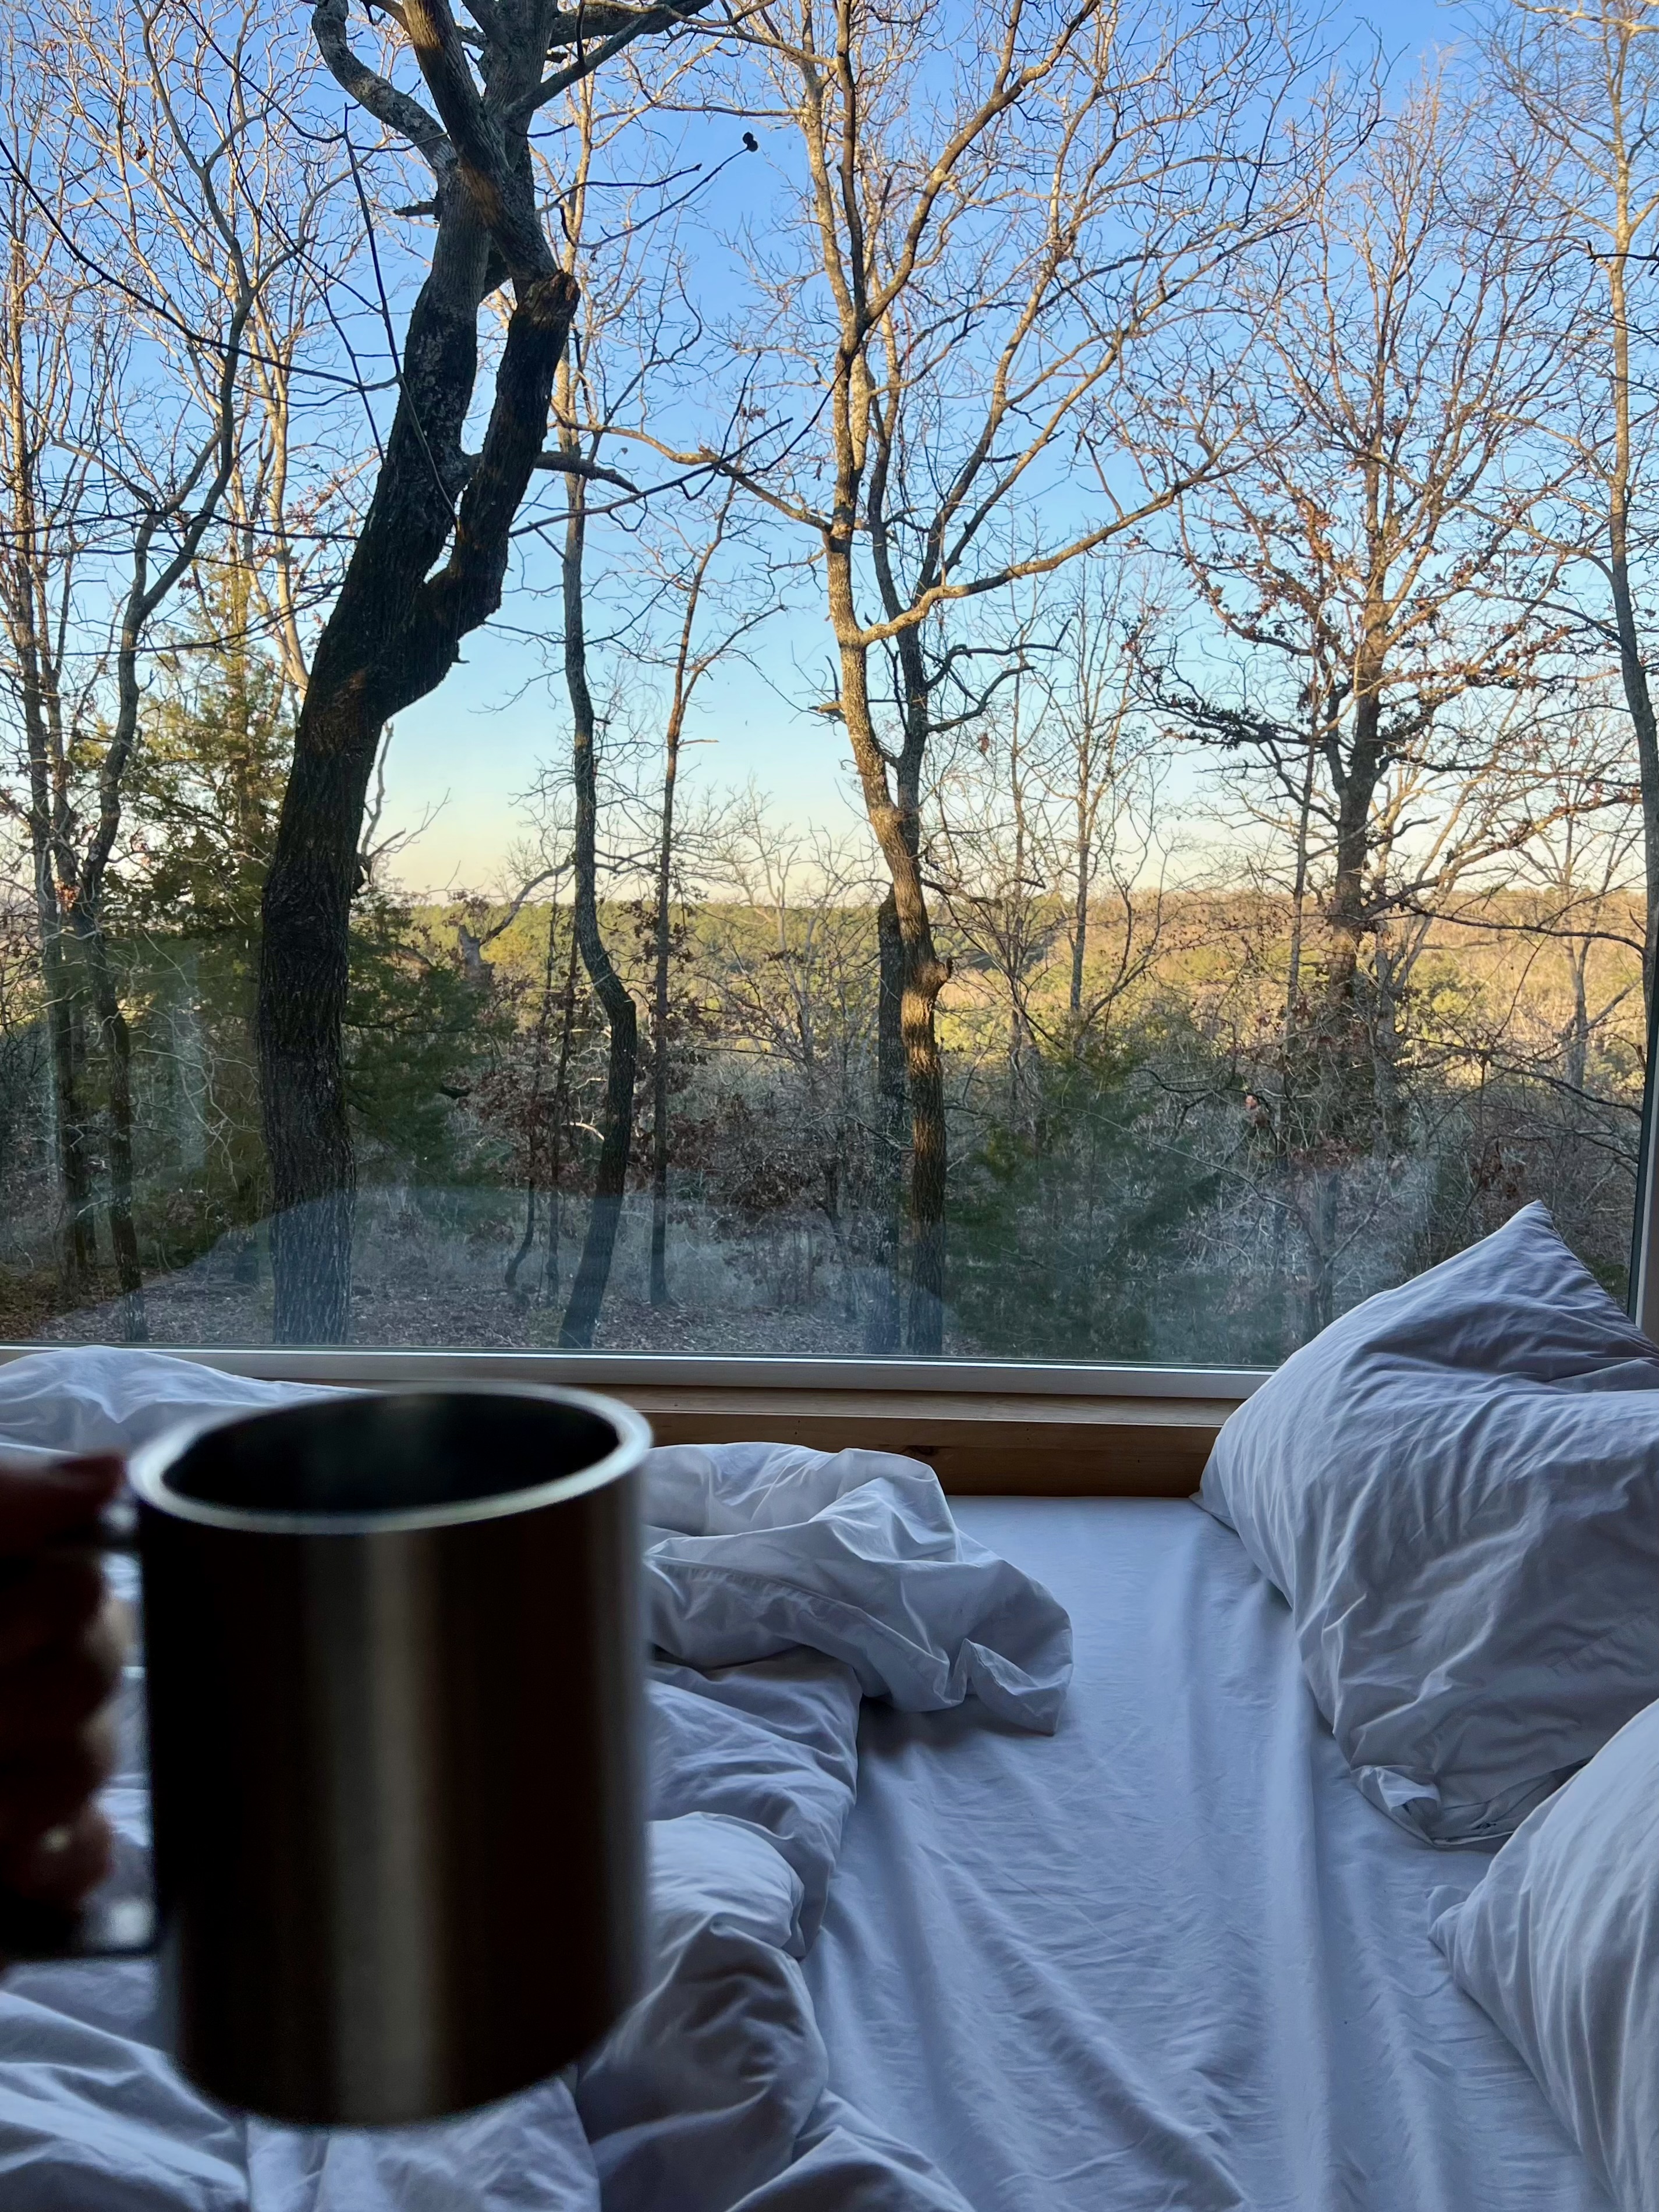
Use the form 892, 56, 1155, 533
0, 1385, 650, 2128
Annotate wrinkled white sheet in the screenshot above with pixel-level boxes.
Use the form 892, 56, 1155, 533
807, 1498, 1610, 2212
644, 1442, 1069, 1732
0, 1352, 1070, 2212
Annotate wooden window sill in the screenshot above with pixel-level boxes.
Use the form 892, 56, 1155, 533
612, 1387, 1232, 1495
0, 1349, 1245, 1495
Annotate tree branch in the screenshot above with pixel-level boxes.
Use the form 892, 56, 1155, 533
312, 0, 453, 177
420, 269, 580, 646
533, 447, 640, 493
526, 0, 714, 116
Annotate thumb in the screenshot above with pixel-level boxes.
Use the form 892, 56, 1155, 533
0, 1456, 124, 1559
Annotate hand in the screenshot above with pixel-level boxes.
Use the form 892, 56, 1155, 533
0, 1455, 126, 1920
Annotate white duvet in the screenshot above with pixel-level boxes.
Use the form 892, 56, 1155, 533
0, 1352, 1072, 2212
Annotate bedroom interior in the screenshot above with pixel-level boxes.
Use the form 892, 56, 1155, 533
6, 0, 1659, 2206
7, 1196, 1659, 2210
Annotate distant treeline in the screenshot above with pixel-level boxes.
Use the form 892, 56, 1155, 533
0, 870, 1636, 1360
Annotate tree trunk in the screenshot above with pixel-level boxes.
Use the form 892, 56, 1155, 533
1370, 929, 1402, 1155
543, 916, 580, 1305
864, 888, 906, 1355
1318, 610, 1390, 1175
1006, 764, 1027, 1111
1284, 731, 1318, 1039
8, 493, 91, 1295
259, 708, 381, 1343
828, 548, 951, 1356
508, 1181, 539, 1300
257, 187, 576, 1341
506, 907, 562, 1299
31, 854, 93, 1299
69, 913, 147, 1340
1311, 1169, 1339, 1334
48, 964, 93, 1297
1069, 790, 1090, 1022
648, 705, 681, 1307
3, 236, 91, 1302
1272, 731, 1319, 1325
1324, 701, 1381, 1005
558, 469, 636, 1349
904, 953, 948, 1352
1566, 942, 1591, 1096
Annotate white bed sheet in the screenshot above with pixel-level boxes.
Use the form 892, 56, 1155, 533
806, 1498, 1608, 2212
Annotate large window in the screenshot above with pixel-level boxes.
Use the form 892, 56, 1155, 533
1, 0, 1652, 1363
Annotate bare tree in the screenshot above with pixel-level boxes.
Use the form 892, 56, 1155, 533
1161, 74, 1570, 1116
927, 658, 1051, 1121
257, 0, 711, 1341
641, 483, 772, 1306
1043, 569, 1170, 1041
542, 74, 667, 1349
0, 62, 105, 1300
657, 0, 1343, 1349
925, 584, 1174, 1197
704, 793, 884, 1314
0, 0, 327, 1334
1488, 0, 1659, 995
552, 423, 636, 1346
930, 565, 1169, 1095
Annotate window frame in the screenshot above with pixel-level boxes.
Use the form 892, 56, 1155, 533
1633, 987, 1659, 1341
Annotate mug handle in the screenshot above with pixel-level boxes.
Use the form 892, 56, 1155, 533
0, 1494, 158, 1962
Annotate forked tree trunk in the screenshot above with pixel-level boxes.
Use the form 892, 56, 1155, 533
257, 0, 699, 1341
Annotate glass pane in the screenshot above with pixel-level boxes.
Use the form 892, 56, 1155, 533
2, 0, 1649, 1363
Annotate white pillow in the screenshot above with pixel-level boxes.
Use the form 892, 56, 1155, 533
1200, 1202, 1659, 1843
1430, 1694, 1659, 2212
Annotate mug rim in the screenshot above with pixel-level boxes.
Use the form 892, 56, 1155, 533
125, 1383, 653, 1537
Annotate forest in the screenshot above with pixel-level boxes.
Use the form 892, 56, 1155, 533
0, 0, 1654, 1362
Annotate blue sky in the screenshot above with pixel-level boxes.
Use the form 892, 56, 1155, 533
382, 0, 1476, 894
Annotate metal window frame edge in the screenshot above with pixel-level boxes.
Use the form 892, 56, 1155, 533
1633, 974, 1659, 1346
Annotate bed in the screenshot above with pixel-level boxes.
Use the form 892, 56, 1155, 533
809, 1498, 1608, 2212
0, 1342, 1620, 2210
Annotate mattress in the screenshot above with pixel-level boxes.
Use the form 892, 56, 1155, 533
806, 1497, 1609, 2212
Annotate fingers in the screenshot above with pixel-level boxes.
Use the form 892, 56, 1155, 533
0, 1552, 107, 1669
0, 1455, 123, 1559
0, 1455, 130, 1940
0, 1710, 118, 1849
0, 1803, 114, 1906
0, 1596, 126, 1756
